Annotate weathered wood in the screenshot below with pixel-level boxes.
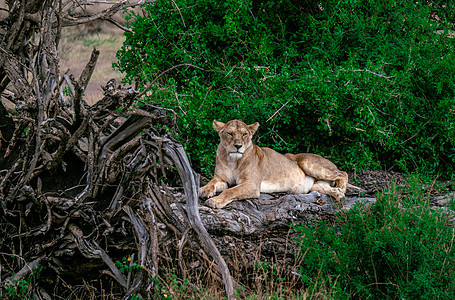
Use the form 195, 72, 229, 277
170, 192, 376, 236
68, 223, 128, 288
164, 143, 236, 299
2, 257, 43, 288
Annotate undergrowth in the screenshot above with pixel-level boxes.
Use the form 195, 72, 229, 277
295, 175, 455, 299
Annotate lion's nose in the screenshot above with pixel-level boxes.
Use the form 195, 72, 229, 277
234, 144, 242, 150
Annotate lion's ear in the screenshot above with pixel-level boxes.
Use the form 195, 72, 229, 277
213, 120, 226, 133
248, 122, 259, 135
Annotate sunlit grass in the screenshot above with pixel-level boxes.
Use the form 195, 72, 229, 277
59, 24, 125, 105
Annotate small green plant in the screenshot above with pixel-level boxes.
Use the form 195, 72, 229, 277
447, 193, 455, 211
2, 264, 45, 300
151, 271, 205, 299
295, 175, 455, 299
114, 256, 144, 299
62, 84, 72, 97
114, 256, 143, 274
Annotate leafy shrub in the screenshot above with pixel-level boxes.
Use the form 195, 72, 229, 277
115, 0, 455, 177
294, 176, 455, 299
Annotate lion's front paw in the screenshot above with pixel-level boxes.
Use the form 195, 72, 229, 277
199, 185, 216, 199
205, 197, 227, 209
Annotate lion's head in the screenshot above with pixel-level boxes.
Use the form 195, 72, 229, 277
213, 119, 259, 159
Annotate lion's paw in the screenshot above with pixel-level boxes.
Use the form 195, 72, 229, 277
335, 188, 346, 200
199, 185, 216, 199
205, 197, 226, 209
333, 188, 346, 206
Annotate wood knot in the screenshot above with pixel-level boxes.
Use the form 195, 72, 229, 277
266, 213, 276, 221
315, 198, 326, 206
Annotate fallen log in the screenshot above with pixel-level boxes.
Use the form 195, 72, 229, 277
198, 193, 377, 236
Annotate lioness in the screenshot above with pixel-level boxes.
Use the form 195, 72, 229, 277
199, 119, 348, 209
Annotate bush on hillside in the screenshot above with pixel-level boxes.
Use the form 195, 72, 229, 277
115, 0, 455, 177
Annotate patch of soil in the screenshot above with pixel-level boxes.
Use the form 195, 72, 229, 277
348, 170, 408, 196
348, 170, 455, 206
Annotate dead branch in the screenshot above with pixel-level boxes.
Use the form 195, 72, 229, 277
164, 143, 236, 299
60, 0, 157, 28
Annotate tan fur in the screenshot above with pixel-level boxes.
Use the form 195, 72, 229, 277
199, 120, 348, 208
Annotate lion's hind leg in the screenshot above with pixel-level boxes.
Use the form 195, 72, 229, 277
293, 153, 348, 195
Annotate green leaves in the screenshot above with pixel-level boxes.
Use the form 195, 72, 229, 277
115, 0, 455, 177
295, 176, 455, 299
114, 256, 143, 275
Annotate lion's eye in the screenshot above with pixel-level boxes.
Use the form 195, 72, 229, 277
227, 132, 233, 137
242, 133, 247, 137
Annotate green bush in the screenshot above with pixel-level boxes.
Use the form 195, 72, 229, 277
115, 0, 455, 177
294, 176, 455, 299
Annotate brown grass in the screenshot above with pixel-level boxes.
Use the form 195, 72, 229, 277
59, 21, 127, 106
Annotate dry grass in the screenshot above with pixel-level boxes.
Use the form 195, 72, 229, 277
59, 21, 127, 106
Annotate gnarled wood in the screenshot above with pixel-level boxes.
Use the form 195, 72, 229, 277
164, 143, 236, 299
160, 191, 377, 237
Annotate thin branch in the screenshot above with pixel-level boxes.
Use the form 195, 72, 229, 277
61, 0, 157, 28
134, 63, 204, 101
266, 97, 293, 123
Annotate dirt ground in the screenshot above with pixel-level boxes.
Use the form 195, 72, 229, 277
58, 4, 145, 105
348, 169, 454, 201
59, 21, 127, 106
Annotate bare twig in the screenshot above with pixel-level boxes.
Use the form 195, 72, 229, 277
61, 0, 157, 28
266, 97, 293, 123
133, 63, 204, 101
